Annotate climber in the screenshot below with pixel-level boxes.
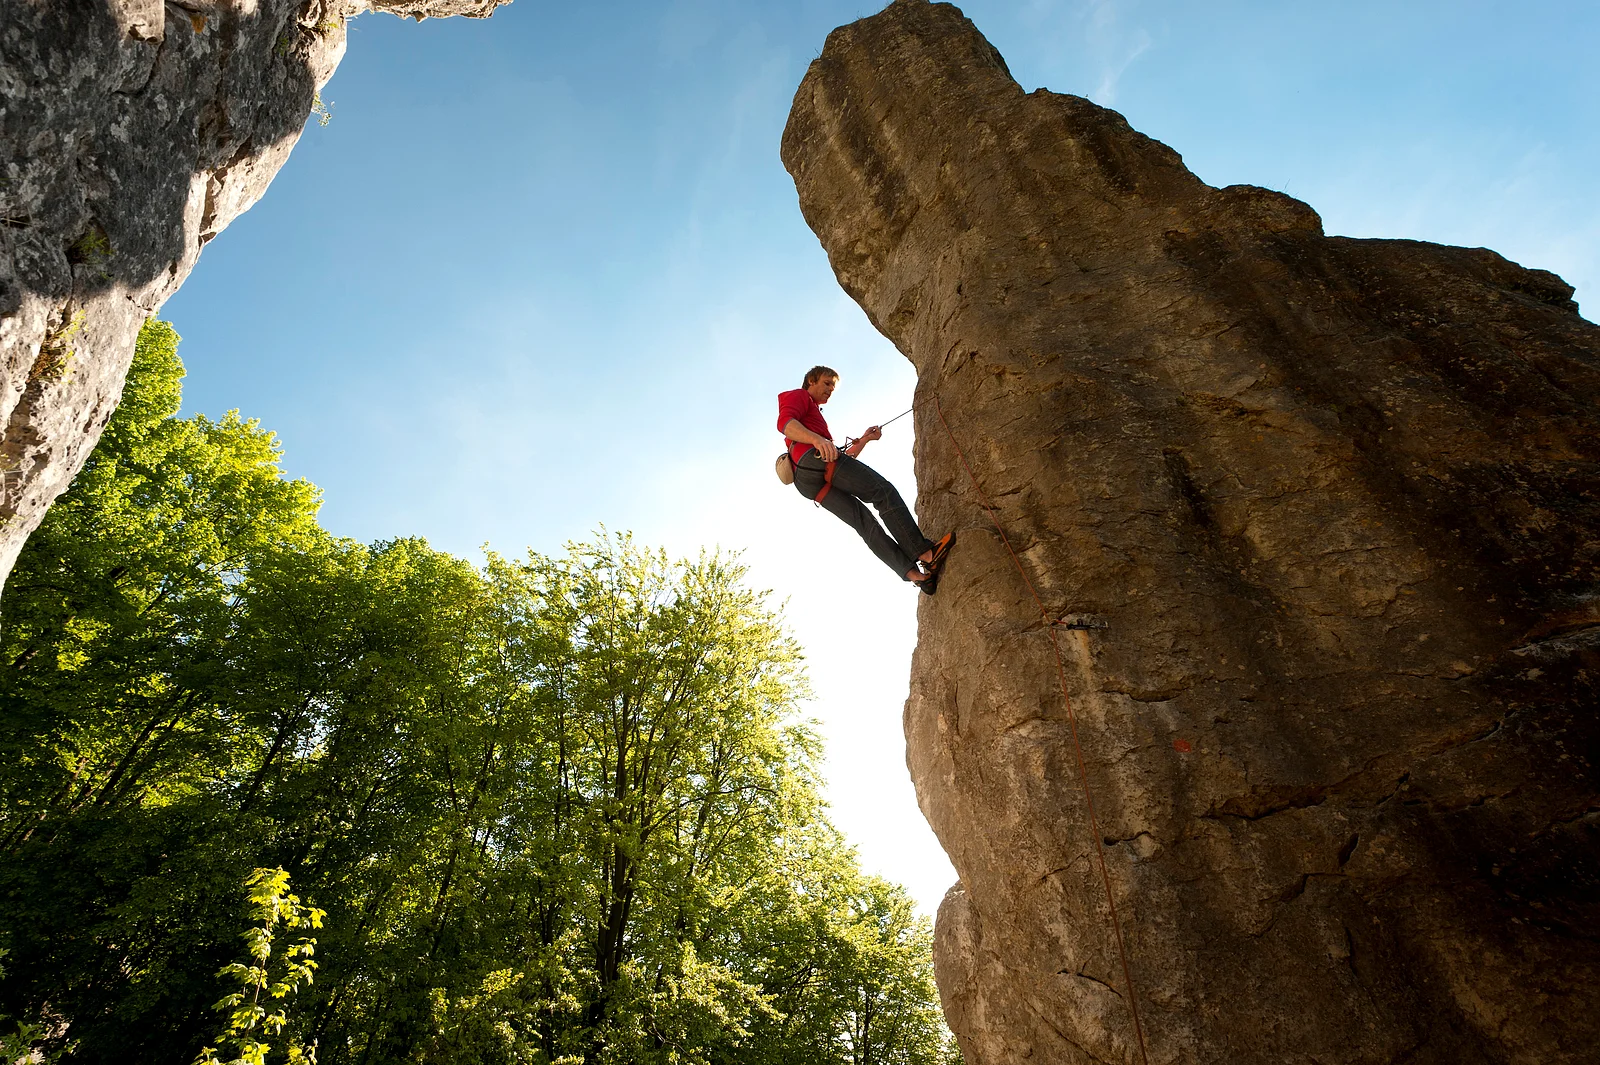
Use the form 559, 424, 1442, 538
777, 366, 955, 592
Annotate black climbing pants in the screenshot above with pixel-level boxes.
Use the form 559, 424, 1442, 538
793, 449, 934, 580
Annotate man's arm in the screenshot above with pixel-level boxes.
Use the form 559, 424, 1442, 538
783, 418, 838, 462
844, 425, 882, 457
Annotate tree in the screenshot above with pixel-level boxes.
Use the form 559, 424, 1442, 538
0, 319, 332, 1062
194, 868, 325, 1065
0, 318, 324, 840
734, 829, 952, 1065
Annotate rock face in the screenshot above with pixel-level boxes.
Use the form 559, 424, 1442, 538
783, 3, 1600, 1062
0, 0, 507, 593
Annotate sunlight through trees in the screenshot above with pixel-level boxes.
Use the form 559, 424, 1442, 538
0, 321, 957, 1065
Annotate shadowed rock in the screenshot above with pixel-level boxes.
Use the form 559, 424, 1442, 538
782, 2, 1600, 1062
0, 0, 508, 593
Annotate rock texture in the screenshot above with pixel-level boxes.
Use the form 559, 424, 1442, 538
0, 0, 507, 593
783, 3, 1600, 1062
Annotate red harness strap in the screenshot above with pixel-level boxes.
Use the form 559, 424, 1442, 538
814, 459, 837, 504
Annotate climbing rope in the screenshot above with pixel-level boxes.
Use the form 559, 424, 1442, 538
839, 405, 915, 453
931, 395, 1151, 1065
823, 406, 914, 506
876, 404, 916, 429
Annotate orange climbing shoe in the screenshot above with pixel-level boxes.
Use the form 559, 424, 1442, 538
916, 532, 956, 595
924, 531, 956, 574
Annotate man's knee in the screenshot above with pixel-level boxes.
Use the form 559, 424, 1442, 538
840, 457, 891, 496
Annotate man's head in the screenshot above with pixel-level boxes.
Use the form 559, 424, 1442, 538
804, 365, 838, 404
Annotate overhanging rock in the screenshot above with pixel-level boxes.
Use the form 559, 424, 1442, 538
783, 2, 1600, 1062
0, 0, 509, 594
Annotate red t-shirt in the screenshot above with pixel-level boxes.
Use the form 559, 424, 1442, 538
777, 388, 831, 465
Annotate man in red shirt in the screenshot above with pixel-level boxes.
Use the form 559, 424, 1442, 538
778, 365, 954, 592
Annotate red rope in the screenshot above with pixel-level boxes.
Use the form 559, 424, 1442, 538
931, 395, 1151, 1065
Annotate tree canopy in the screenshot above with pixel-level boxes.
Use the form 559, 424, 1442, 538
0, 321, 957, 1065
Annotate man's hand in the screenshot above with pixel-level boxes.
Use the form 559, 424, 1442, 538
843, 425, 881, 458
783, 418, 839, 463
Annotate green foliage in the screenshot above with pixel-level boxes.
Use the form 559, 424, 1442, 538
0, 320, 959, 1065
1, 317, 323, 832
67, 228, 113, 270
67, 226, 114, 283
195, 869, 325, 1065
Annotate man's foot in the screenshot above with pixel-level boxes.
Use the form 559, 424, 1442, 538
907, 567, 938, 595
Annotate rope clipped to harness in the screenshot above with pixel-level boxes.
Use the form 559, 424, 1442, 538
813, 405, 912, 504
777, 406, 913, 496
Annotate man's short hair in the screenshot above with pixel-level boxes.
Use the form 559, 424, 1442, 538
804, 365, 838, 387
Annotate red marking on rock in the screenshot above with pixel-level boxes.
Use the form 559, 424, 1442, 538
1173, 739, 1192, 753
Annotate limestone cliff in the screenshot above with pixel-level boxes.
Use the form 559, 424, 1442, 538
783, 2, 1600, 1062
0, 0, 507, 593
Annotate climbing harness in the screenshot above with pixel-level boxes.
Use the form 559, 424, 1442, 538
812, 456, 838, 504
932, 395, 1151, 1065
778, 405, 916, 503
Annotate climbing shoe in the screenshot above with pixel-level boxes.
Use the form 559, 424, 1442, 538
924, 531, 957, 574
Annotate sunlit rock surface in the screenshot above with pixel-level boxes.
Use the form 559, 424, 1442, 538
783, 2, 1600, 1062
0, 0, 508, 592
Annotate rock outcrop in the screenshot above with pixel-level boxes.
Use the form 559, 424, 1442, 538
783, 2, 1600, 1062
0, 0, 507, 593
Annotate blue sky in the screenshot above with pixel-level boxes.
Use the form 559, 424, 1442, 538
162, 0, 1599, 914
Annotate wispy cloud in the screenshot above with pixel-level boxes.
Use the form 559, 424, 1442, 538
1081, 0, 1153, 105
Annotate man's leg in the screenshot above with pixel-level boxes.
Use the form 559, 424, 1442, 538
817, 487, 922, 578
795, 454, 922, 579
826, 453, 935, 562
